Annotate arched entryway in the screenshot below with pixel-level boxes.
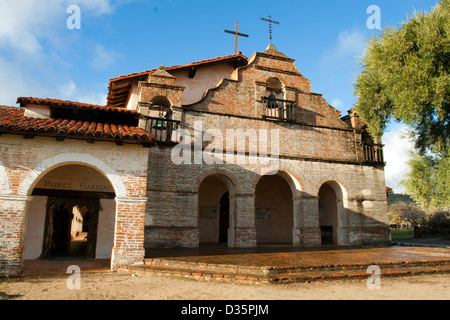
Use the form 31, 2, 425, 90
318, 181, 347, 245
24, 164, 116, 260
198, 174, 236, 247
255, 172, 294, 245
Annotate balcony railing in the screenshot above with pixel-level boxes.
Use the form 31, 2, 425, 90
261, 96, 296, 122
363, 143, 384, 164
139, 115, 181, 144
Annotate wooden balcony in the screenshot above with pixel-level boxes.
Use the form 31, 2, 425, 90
261, 96, 296, 123
363, 143, 385, 164
139, 115, 181, 145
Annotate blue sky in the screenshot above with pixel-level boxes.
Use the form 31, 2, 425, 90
0, 0, 440, 193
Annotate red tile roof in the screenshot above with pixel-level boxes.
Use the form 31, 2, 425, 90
0, 105, 156, 145
17, 97, 136, 115
109, 53, 248, 83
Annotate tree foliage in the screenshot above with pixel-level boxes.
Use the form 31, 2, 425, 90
403, 149, 450, 208
354, 0, 449, 209
354, 0, 450, 155
388, 202, 426, 228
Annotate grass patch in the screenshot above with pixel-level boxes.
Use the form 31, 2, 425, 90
391, 229, 414, 240
391, 228, 450, 245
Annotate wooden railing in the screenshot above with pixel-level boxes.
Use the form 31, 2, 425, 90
363, 143, 384, 164
139, 115, 181, 144
261, 96, 296, 122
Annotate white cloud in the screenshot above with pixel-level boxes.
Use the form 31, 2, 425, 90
91, 45, 120, 70
330, 98, 343, 109
78, 92, 108, 106
58, 80, 78, 99
0, 0, 119, 106
383, 123, 414, 194
320, 29, 367, 70
57, 78, 108, 105
0, 0, 63, 53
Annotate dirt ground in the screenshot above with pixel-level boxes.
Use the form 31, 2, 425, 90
1, 271, 449, 300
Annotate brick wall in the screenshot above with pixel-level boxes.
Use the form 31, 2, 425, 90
0, 135, 149, 276
142, 46, 390, 249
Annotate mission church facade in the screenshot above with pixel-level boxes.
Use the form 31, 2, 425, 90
0, 44, 390, 276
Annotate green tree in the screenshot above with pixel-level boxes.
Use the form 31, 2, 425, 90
354, 0, 449, 208
403, 149, 450, 208
389, 202, 426, 228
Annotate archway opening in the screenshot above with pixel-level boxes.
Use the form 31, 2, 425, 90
318, 183, 339, 245
24, 164, 116, 260
255, 173, 293, 245
198, 176, 231, 245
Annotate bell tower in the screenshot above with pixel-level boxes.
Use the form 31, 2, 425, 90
137, 65, 185, 123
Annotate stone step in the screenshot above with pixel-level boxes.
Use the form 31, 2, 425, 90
118, 260, 450, 285
271, 264, 450, 284
144, 258, 450, 274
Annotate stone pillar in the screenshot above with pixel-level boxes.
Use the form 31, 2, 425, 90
336, 197, 350, 246
234, 194, 256, 248
111, 198, 147, 271
300, 196, 321, 247
0, 196, 32, 277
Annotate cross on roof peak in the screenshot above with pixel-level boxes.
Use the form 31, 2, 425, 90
260, 15, 280, 44
224, 21, 249, 54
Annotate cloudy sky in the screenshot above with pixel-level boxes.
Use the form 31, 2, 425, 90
0, 0, 436, 193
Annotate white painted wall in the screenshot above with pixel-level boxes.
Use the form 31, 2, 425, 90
95, 199, 116, 259
24, 196, 47, 259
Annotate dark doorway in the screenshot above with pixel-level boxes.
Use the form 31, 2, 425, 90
219, 192, 229, 243
40, 198, 99, 259
318, 183, 338, 245
50, 204, 72, 256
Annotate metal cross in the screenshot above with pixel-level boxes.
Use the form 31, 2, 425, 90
224, 21, 249, 54
260, 15, 279, 43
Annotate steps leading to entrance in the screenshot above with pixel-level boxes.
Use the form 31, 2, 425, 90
117, 258, 450, 285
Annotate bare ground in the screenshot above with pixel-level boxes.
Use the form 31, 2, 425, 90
1, 272, 449, 300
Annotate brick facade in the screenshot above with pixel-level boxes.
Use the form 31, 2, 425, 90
0, 45, 390, 277
0, 136, 149, 276
143, 45, 390, 249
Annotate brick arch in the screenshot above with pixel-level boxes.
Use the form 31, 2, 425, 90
145, 88, 182, 108
194, 168, 240, 196
251, 168, 303, 198
261, 74, 288, 88
315, 179, 348, 201
0, 160, 12, 195
317, 179, 349, 246
17, 153, 127, 198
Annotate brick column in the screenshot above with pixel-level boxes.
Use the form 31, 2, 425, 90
292, 196, 302, 246
300, 196, 321, 247
0, 196, 32, 276
111, 198, 147, 271
234, 194, 256, 248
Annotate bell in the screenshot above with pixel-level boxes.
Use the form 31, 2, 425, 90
153, 114, 167, 130
267, 93, 278, 109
